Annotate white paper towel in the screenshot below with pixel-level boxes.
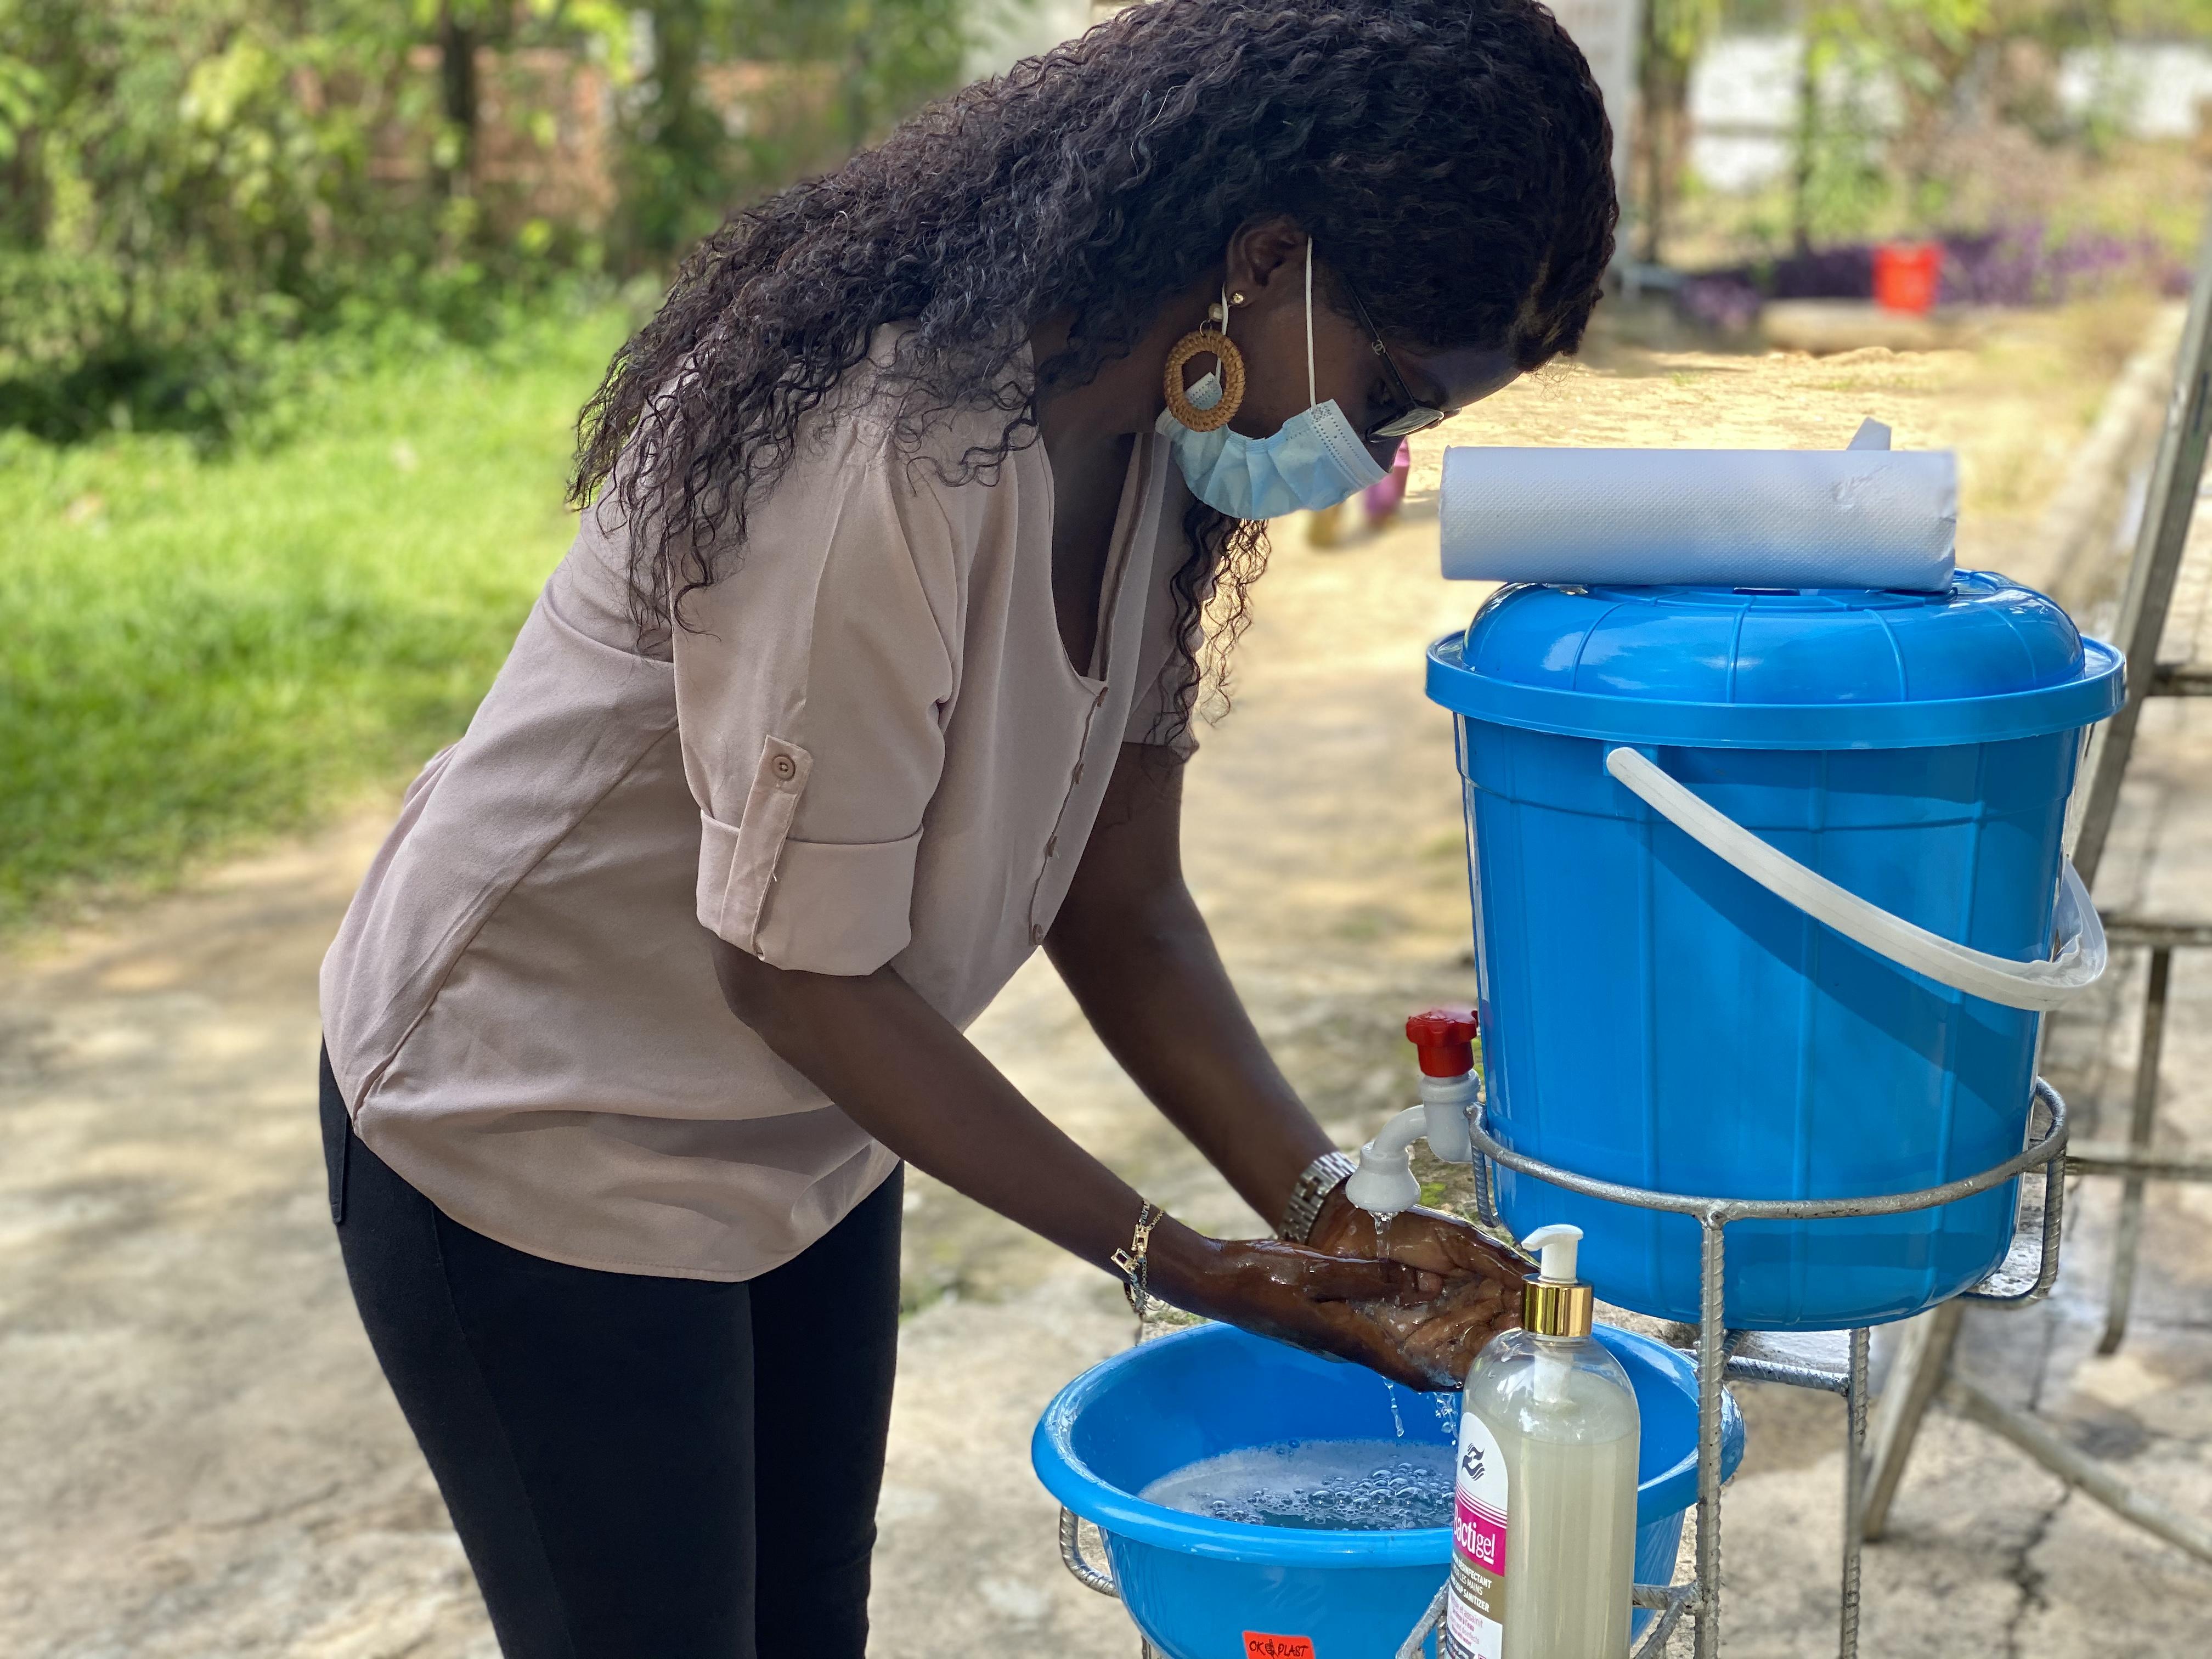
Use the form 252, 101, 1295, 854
1438, 444, 1957, 591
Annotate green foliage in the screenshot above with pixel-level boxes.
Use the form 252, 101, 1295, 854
0, 0, 991, 909
1718, 0, 1794, 26
1637, 0, 1724, 258
0, 303, 633, 926
1785, 0, 2135, 242
2110, 0, 2212, 33
1, 0, 981, 440
1792, 27, 1899, 244
615, 0, 971, 259
1651, 0, 1724, 66
0, 0, 569, 441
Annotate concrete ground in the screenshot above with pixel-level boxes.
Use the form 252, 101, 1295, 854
4, 319, 2209, 1656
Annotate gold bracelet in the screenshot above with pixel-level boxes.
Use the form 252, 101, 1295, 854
1110, 1202, 1163, 1321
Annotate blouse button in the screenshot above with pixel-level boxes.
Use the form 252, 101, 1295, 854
771, 754, 798, 782
1094, 689, 1109, 708
1045, 835, 1058, 858
1031, 923, 1046, 945
1071, 761, 1085, 784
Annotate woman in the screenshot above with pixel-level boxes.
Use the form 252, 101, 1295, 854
319, 1, 1616, 1652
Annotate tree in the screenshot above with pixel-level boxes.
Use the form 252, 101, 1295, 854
1791, 0, 2126, 237
1637, 0, 1722, 263
0, 0, 979, 438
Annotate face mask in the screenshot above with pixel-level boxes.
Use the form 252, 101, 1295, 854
1156, 241, 1388, 520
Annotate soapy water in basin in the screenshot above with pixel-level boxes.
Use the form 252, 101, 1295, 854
1138, 1439, 1455, 1531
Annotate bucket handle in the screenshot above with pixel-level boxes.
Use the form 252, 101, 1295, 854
1605, 747, 2105, 1012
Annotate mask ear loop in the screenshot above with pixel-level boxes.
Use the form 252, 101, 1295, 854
1304, 239, 1317, 409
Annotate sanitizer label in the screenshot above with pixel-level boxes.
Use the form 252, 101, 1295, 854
1445, 1409, 1508, 1659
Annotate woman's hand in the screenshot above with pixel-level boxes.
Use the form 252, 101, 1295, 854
1156, 1235, 1462, 1391
1156, 1225, 1523, 1392
1310, 1189, 1532, 1284
1301, 1191, 1534, 1387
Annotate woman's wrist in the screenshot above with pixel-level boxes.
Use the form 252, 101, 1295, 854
1141, 1216, 1226, 1310
1279, 1149, 1357, 1241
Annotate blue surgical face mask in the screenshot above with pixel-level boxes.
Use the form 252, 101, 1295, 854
1157, 241, 1388, 520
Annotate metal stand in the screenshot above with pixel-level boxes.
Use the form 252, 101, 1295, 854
1860, 929, 2212, 1571
1386, 1081, 2071, 1659
1057, 1514, 1165, 1658
1062, 1087, 2072, 1658
2067, 192, 2212, 891
1863, 191, 2212, 1571
2076, 927, 2212, 1353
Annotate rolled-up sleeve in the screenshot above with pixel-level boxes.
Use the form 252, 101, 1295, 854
676, 422, 960, 974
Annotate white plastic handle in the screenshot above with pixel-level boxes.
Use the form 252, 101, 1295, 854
1605, 747, 2106, 1012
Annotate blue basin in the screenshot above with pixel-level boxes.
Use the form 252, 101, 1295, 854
1033, 1322, 1743, 1659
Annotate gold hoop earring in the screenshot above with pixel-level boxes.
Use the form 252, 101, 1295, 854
1161, 302, 1246, 432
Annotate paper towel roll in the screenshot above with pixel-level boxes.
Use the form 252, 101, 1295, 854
1438, 446, 1958, 591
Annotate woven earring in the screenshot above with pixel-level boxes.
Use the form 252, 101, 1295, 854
1161, 295, 1246, 432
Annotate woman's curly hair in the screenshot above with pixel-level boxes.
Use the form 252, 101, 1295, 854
572, 0, 1616, 732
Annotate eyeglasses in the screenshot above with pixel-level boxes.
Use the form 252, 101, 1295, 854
1338, 274, 1448, 444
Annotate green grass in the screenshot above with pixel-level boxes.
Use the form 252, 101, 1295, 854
0, 305, 634, 928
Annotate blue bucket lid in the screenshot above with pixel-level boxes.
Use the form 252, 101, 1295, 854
1427, 571, 2123, 751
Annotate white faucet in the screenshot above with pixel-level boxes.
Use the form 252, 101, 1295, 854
1343, 1008, 1481, 1216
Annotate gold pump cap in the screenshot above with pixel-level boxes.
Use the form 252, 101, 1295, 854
1520, 1223, 1594, 1338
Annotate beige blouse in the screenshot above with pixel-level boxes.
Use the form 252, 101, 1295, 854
320, 340, 1194, 1279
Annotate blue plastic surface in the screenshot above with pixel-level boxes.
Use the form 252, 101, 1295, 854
1033, 1322, 1742, 1659
1427, 573, 2123, 750
1431, 573, 2123, 1329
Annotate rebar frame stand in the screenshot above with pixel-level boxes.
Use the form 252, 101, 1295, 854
1859, 933, 2212, 1574
1395, 1080, 2071, 1659
2078, 924, 2212, 1352
1062, 1085, 2072, 1658
1862, 190, 2212, 1575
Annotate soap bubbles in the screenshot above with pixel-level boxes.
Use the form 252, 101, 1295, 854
1140, 1440, 1455, 1532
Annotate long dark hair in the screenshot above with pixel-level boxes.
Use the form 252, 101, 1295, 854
572, 0, 1616, 732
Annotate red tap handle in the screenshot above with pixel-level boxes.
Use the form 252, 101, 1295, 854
1405, 1005, 1479, 1078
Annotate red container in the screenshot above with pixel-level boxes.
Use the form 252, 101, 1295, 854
1872, 242, 1943, 313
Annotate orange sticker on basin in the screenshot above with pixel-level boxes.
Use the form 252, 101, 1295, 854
1243, 1635, 1316, 1659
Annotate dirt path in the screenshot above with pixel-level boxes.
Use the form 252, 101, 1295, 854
5, 317, 2206, 1656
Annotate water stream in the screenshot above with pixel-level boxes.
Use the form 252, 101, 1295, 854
1370, 1209, 1405, 1437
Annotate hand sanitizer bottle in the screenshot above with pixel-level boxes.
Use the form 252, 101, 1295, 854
1446, 1224, 1638, 1659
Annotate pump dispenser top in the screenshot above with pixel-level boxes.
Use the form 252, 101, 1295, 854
1521, 1223, 1595, 1339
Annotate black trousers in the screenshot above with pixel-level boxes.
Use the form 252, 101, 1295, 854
321, 1050, 903, 1658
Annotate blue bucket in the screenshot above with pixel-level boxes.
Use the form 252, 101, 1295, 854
1034, 1322, 1743, 1659
1427, 574, 2122, 1329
